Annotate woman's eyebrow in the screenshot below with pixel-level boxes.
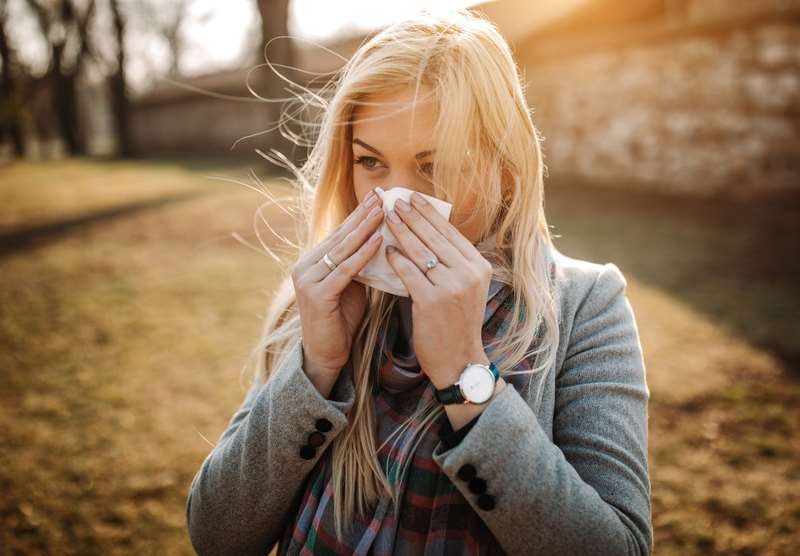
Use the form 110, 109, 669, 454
352, 138, 434, 159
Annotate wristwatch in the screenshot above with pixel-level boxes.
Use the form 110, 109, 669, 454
434, 361, 499, 405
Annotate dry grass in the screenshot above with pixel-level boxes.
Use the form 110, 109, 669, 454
0, 157, 297, 555
547, 178, 800, 555
0, 159, 798, 555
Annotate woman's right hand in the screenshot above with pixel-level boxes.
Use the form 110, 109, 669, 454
291, 188, 385, 381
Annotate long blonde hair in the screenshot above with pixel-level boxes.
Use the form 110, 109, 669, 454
241, 7, 559, 542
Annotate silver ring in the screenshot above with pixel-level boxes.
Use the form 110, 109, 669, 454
424, 256, 438, 274
322, 252, 337, 271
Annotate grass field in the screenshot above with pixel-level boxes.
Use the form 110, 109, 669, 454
1, 158, 798, 555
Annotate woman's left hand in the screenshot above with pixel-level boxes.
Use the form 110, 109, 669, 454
384, 191, 493, 390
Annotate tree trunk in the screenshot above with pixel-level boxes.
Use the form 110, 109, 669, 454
0, 4, 25, 156
110, 0, 132, 157
25, 0, 95, 157
256, 0, 301, 167
51, 42, 84, 156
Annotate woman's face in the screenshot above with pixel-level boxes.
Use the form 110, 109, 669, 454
350, 85, 482, 243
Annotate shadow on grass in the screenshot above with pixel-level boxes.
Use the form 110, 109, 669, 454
546, 176, 800, 373
0, 190, 210, 259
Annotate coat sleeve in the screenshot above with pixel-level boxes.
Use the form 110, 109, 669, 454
185, 338, 356, 556
431, 263, 653, 555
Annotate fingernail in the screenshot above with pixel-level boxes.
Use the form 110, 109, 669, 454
395, 198, 411, 212
365, 191, 378, 207
387, 209, 402, 223
411, 192, 428, 205
368, 205, 382, 218
386, 245, 397, 254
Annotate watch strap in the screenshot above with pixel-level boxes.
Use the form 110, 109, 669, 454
486, 361, 499, 381
434, 383, 464, 404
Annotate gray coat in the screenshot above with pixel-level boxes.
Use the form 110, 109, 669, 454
185, 248, 653, 555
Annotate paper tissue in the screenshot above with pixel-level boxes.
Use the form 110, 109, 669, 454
353, 186, 452, 297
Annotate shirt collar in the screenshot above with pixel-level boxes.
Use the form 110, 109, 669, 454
478, 230, 511, 326
483, 276, 511, 326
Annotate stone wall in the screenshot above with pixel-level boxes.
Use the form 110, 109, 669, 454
128, 36, 366, 162
129, 2, 799, 199
519, 9, 800, 199
130, 96, 272, 157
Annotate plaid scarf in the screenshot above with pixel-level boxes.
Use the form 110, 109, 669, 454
276, 270, 532, 555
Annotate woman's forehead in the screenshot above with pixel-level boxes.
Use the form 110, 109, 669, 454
353, 83, 437, 123
351, 87, 437, 152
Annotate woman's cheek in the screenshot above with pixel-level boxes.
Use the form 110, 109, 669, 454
352, 177, 372, 204
449, 197, 482, 243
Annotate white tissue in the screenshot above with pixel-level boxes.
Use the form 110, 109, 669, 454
353, 186, 453, 297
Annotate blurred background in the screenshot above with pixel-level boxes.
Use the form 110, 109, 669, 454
1, 0, 798, 554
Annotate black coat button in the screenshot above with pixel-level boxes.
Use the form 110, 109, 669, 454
468, 477, 487, 494
457, 463, 477, 482
299, 444, 317, 460
307, 431, 325, 447
315, 418, 333, 433
477, 493, 496, 511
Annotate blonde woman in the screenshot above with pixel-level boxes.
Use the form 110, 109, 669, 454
186, 8, 652, 556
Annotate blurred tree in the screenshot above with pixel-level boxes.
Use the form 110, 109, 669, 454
135, 0, 193, 78
102, 0, 200, 157
108, 0, 130, 156
24, 0, 96, 155
256, 0, 302, 166
0, 0, 26, 156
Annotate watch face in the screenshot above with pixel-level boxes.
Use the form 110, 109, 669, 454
459, 365, 495, 403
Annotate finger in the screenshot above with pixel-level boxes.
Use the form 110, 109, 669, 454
297, 188, 381, 275
391, 197, 463, 268
307, 202, 385, 282
384, 245, 435, 300
408, 191, 479, 262
319, 227, 384, 293
384, 206, 453, 287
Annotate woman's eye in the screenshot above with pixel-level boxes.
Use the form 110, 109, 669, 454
419, 162, 434, 177
354, 156, 383, 171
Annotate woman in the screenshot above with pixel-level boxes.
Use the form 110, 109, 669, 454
186, 8, 652, 556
